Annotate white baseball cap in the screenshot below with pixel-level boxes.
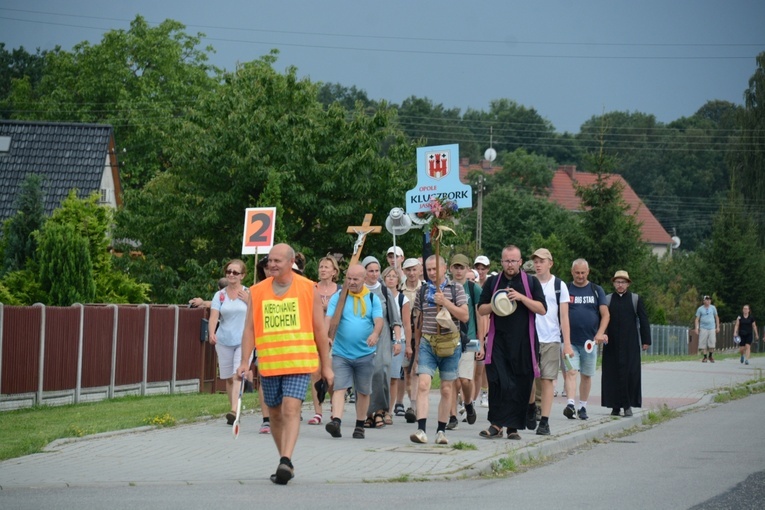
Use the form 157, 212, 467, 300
387, 246, 404, 257
474, 255, 490, 267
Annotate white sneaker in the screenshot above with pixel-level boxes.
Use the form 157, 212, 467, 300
410, 429, 428, 444
480, 391, 489, 408
435, 430, 448, 445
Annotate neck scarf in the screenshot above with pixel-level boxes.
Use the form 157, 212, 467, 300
348, 286, 370, 317
426, 278, 448, 306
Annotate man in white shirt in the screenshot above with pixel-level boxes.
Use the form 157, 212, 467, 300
528, 248, 573, 435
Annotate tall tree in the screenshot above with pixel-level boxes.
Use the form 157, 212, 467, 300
566, 147, 649, 285
731, 51, 765, 244
116, 53, 415, 274
2, 16, 217, 189
0, 43, 47, 118
695, 190, 765, 321
396, 96, 479, 158
2, 173, 45, 275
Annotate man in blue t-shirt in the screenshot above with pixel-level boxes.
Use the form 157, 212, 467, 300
565, 259, 609, 421
324, 264, 383, 439
694, 295, 720, 363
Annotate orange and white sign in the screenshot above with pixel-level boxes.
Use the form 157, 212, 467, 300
241, 207, 276, 255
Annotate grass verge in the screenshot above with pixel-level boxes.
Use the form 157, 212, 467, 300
0, 392, 238, 461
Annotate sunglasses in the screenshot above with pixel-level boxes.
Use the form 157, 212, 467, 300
225, 270, 243, 276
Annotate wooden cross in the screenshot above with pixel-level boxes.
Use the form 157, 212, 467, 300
327, 214, 382, 339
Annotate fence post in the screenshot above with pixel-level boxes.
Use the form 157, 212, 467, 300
171, 305, 179, 394
109, 304, 118, 399
72, 303, 85, 404
139, 304, 150, 396
33, 303, 46, 406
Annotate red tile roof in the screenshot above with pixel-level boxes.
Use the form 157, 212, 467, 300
458, 160, 672, 246
548, 168, 672, 245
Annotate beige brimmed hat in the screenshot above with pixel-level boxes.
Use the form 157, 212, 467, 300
491, 289, 517, 316
531, 248, 553, 261
611, 270, 631, 283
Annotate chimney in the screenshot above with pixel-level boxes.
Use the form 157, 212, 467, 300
559, 165, 576, 178
481, 159, 492, 170
460, 157, 470, 166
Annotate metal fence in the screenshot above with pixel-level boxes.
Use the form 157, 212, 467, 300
644, 324, 690, 356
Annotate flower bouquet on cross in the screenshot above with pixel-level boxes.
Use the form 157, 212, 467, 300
417, 196, 460, 332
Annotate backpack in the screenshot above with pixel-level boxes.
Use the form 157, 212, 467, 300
419, 282, 470, 352
604, 292, 641, 343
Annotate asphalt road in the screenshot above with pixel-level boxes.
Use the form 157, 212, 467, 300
2, 392, 763, 510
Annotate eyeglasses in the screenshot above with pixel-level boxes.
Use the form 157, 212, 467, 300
613, 280, 628, 285
225, 270, 242, 276
501, 259, 521, 265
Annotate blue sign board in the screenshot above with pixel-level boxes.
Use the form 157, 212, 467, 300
405, 144, 473, 214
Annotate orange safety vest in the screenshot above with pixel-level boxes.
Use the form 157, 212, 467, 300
250, 274, 319, 377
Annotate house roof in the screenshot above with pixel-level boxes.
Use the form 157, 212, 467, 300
549, 167, 673, 246
458, 159, 672, 246
0, 120, 120, 222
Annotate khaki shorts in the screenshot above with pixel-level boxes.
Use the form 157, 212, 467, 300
538, 342, 561, 380
699, 329, 716, 350
457, 350, 476, 380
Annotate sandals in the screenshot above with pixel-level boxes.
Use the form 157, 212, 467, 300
352, 426, 365, 439
479, 424, 503, 439
307, 413, 323, 425
363, 417, 375, 428
373, 412, 385, 428
383, 411, 393, 426
394, 403, 406, 417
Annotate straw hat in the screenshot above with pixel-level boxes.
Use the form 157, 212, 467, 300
491, 289, 517, 316
611, 270, 631, 283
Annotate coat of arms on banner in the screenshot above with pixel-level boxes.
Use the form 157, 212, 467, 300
426, 150, 450, 180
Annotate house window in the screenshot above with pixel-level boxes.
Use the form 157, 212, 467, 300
100, 189, 109, 203
0, 136, 11, 152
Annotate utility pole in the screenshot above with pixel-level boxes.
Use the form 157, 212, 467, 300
478, 127, 496, 253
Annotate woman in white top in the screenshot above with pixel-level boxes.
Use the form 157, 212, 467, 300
209, 259, 251, 425
382, 266, 411, 421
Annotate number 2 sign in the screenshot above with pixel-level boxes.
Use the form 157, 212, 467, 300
241, 207, 276, 255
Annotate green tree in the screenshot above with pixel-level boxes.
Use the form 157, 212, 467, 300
2, 16, 217, 189
115, 54, 416, 280
731, 51, 765, 244
2, 173, 45, 275
565, 147, 650, 286
0, 43, 48, 118
396, 96, 479, 159
37, 222, 96, 305
695, 190, 765, 321
491, 148, 556, 195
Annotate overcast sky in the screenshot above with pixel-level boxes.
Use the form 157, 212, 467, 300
1, 1, 763, 135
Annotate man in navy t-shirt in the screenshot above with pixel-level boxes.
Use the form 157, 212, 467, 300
564, 259, 609, 421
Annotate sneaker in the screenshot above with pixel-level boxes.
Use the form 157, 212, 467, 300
623, 407, 633, 417
563, 403, 577, 419
259, 421, 271, 434
272, 462, 294, 485
404, 407, 417, 423
479, 391, 489, 408
526, 405, 537, 430
325, 419, 342, 438
435, 430, 448, 445
536, 421, 550, 436
458, 403, 466, 415
446, 416, 459, 430
745, 360, 750, 365
578, 406, 589, 420
226, 412, 236, 425
561, 390, 567, 397
394, 403, 406, 416
466, 405, 477, 425
348, 390, 356, 403
410, 429, 427, 444
702, 357, 708, 363
741, 355, 745, 364
709, 356, 715, 363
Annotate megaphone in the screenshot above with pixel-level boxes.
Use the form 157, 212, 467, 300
385, 207, 412, 236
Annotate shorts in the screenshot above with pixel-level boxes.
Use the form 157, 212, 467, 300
739, 334, 753, 346
416, 337, 460, 382
390, 347, 405, 379
699, 329, 716, 350
538, 342, 561, 380
332, 353, 375, 395
569, 344, 596, 377
457, 350, 476, 380
260, 373, 311, 408
215, 343, 252, 379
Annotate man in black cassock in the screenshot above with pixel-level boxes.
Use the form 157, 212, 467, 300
477, 245, 546, 440
602, 270, 651, 417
